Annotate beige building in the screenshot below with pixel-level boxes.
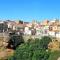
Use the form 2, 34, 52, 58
48, 20, 60, 38
49, 20, 60, 32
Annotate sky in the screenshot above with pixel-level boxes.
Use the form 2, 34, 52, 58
0, 0, 60, 22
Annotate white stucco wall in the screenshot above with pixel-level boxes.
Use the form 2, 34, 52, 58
48, 31, 55, 37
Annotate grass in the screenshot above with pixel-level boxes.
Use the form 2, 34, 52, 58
48, 51, 60, 60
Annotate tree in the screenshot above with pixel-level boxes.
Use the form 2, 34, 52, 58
9, 37, 51, 60
7, 33, 24, 49
19, 20, 23, 24
40, 36, 52, 49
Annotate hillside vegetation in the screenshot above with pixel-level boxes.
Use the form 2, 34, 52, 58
9, 36, 52, 60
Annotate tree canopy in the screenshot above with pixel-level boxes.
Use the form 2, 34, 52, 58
9, 36, 52, 60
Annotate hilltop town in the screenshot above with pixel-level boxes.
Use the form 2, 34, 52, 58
0, 19, 60, 38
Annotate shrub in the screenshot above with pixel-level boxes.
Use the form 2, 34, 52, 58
7, 34, 24, 49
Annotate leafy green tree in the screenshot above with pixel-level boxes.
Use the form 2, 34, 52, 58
40, 36, 52, 49
7, 33, 24, 49
8, 36, 51, 60
32, 49, 50, 60
19, 20, 23, 24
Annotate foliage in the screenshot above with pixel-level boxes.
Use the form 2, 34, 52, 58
7, 56, 15, 60
32, 49, 50, 60
7, 34, 24, 49
40, 36, 52, 49
48, 51, 60, 60
9, 36, 52, 60
19, 20, 23, 24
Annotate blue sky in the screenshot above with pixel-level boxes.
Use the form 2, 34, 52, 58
0, 0, 60, 22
